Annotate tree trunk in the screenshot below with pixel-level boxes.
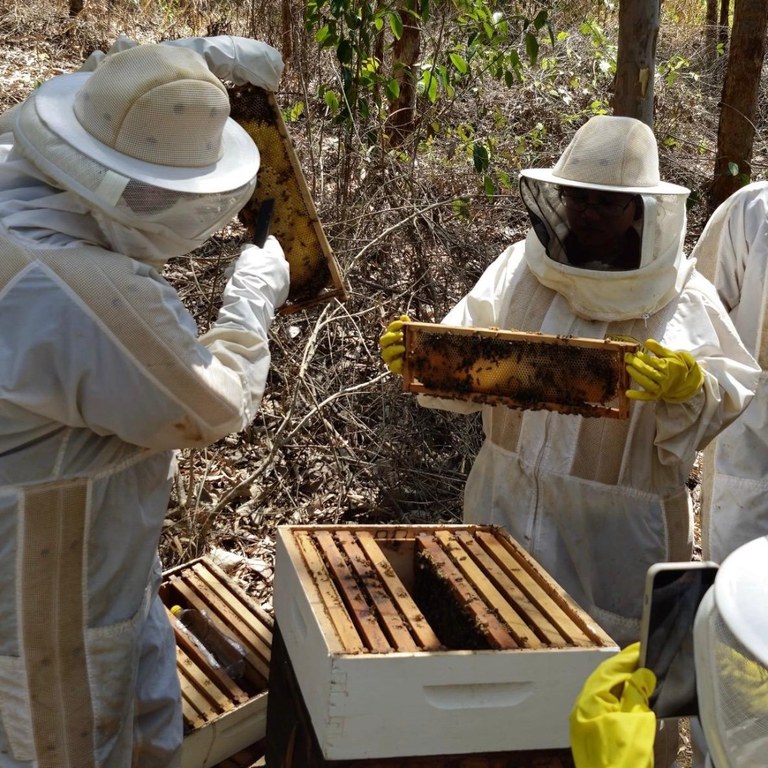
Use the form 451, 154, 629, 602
718, 0, 730, 48
705, 0, 719, 55
710, 0, 768, 209
281, 0, 293, 66
386, 0, 421, 147
612, 0, 660, 127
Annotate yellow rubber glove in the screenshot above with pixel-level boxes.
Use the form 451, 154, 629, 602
625, 339, 704, 403
570, 642, 657, 768
379, 314, 411, 375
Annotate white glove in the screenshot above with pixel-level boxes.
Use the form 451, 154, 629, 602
227, 235, 290, 309
80, 35, 284, 92
162, 36, 284, 91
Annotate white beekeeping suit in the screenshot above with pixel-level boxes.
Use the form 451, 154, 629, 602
0, 41, 288, 767
418, 117, 758, 651
690, 181, 768, 563
694, 535, 768, 768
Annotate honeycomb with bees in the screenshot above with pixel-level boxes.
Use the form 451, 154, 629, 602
228, 84, 346, 313
401, 322, 639, 418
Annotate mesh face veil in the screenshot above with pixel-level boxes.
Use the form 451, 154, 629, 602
694, 537, 768, 768
519, 177, 692, 271
518, 116, 692, 321
11, 44, 259, 258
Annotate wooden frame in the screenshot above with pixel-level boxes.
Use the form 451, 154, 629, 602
229, 84, 347, 314
161, 558, 273, 768
273, 524, 618, 760
401, 322, 638, 418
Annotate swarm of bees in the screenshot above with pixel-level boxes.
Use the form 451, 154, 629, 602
228, 85, 345, 311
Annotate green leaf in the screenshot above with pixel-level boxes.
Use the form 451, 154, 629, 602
337, 39, 354, 64
524, 32, 539, 64
389, 11, 404, 39
286, 101, 305, 122
449, 53, 468, 74
324, 90, 339, 113
452, 198, 471, 219
386, 78, 400, 101
420, 70, 438, 103
316, 25, 331, 45
483, 175, 495, 196
473, 142, 489, 173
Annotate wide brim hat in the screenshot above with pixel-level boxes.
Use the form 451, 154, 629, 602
24, 45, 259, 194
520, 115, 689, 196
714, 535, 768, 667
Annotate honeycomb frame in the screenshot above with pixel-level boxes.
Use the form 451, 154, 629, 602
228, 84, 347, 314
402, 322, 638, 418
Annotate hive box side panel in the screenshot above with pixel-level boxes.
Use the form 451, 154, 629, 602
181, 693, 267, 768
274, 531, 337, 748
303, 648, 615, 760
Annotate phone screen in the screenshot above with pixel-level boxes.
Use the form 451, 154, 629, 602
642, 564, 718, 719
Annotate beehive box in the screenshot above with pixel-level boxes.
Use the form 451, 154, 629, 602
228, 84, 346, 313
273, 524, 618, 761
401, 322, 638, 418
160, 558, 272, 768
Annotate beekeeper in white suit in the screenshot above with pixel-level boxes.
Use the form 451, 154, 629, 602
689, 181, 768, 564
0, 38, 288, 767
570, 534, 768, 768
380, 115, 759, 763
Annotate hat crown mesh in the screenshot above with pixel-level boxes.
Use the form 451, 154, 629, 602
73, 45, 230, 168
552, 116, 661, 189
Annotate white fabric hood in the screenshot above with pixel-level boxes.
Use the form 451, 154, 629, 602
520, 116, 693, 322
523, 190, 694, 321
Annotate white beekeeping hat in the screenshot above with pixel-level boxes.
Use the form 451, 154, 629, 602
14, 43, 258, 195
521, 115, 688, 196
694, 536, 768, 768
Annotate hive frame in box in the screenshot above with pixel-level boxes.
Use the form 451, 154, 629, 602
161, 557, 272, 768
273, 524, 619, 761
401, 321, 638, 418
228, 84, 347, 314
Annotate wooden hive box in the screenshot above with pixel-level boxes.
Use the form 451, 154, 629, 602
401, 322, 638, 418
272, 524, 618, 761
160, 557, 272, 768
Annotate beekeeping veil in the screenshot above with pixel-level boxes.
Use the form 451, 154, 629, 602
519, 115, 692, 322
693, 536, 768, 768
9, 43, 259, 265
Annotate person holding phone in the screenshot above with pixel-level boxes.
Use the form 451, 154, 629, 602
569, 535, 768, 768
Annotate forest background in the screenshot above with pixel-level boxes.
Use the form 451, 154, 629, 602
0, 0, 764, 617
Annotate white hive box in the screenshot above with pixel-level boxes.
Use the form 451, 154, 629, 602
160, 557, 272, 768
273, 524, 618, 761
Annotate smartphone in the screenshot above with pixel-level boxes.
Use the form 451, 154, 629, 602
638, 561, 719, 719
